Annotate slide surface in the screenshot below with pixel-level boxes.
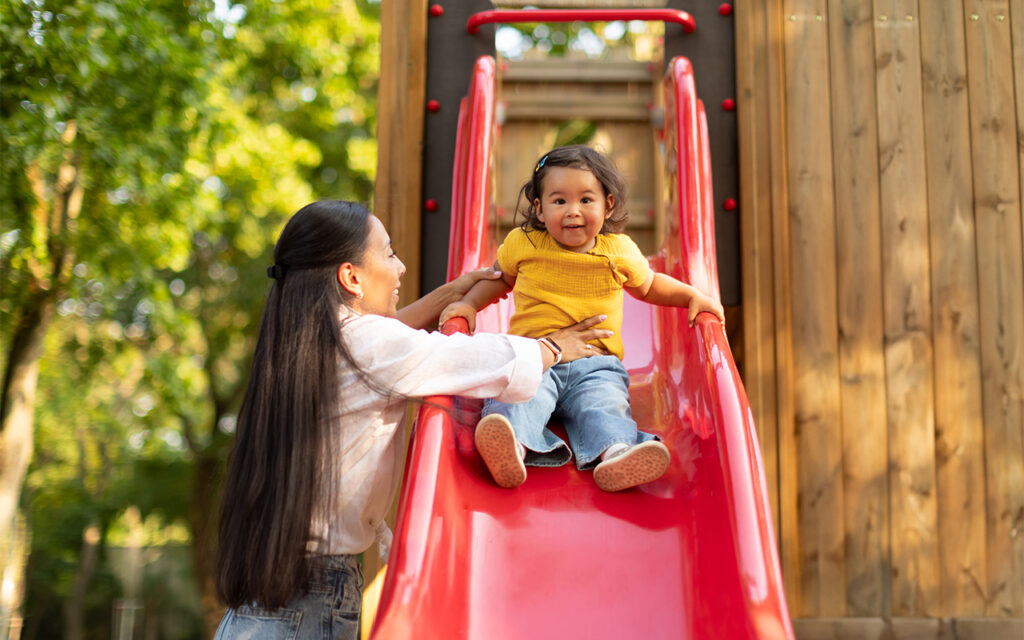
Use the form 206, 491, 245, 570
369, 56, 794, 640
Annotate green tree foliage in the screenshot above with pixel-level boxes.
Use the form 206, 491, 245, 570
2, 1, 380, 637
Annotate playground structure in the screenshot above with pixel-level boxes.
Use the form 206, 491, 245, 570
367, 6, 791, 639
373, 2, 1024, 638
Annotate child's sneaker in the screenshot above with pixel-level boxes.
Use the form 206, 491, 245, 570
474, 414, 527, 488
593, 441, 670, 492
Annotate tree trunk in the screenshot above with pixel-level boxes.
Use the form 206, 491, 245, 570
1, 296, 55, 635
0, 513, 29, 640
62, 521, 100, 640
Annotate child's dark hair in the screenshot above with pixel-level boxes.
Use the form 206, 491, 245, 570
514, 145, 629, 234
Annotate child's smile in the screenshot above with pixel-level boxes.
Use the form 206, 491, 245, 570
534, 167, 614, 253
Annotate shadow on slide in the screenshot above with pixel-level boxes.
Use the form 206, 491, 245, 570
369, 56, 794, 640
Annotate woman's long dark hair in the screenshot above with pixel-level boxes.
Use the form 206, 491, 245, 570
216, 200, 370, 609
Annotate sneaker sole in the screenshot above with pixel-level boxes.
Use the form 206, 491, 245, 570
593, 441, 670, 492
475, 415, 526, 489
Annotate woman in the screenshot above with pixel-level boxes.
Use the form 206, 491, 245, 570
214, 200, 610, 639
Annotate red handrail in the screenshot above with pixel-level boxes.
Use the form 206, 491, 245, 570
446, 57, 497, 281
467, 8, 695, 35
664, 56, 720, 302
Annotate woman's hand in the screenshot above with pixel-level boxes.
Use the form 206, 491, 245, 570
448, 267, 504, 298
398, 267, 505, 330
440, 301, 479, 333
688, 292, 725, 327
544, 315, 614, 363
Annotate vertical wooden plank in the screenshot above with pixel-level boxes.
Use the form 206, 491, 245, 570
873, 0, 940, 616
919, 0, 989, 616
366, 0, 427, 592
965, 0, 1024, 617
827, 0, 891, 617
784, 0, 847, 617
768, 0, 802, 616
735, 0, 781, 538
375, 0, 427, 307
1009, 0, 1024, 613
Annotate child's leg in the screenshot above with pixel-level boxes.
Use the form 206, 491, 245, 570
481, 368, 572, 468
476, 368, 569, 488
558, 355, 669, 491
474, 414, 527, 488
592, 441, 670, 492
557, 356, 656, 468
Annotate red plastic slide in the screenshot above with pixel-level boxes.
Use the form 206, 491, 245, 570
369, 56, 794, 640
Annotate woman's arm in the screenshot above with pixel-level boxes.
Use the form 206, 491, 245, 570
396, 267, 506, 330
438, 261, 516, 332
625, 272, 725, 326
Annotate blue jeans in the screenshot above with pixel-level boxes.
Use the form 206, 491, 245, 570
213, 555, 363, 640
482, 355, 657, 469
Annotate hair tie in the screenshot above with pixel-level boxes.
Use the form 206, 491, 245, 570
267, 264, 286, 280
535, 154, 549, 172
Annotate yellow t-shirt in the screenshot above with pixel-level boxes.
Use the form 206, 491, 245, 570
496, 228, 653, 359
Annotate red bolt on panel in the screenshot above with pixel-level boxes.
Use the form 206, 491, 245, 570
429, 4, 443, 17
427, 100, 441, 112
722, 98, 736, 111
425, 199, 439, 212
723, 198, 737, 212
719, 3, 733, 16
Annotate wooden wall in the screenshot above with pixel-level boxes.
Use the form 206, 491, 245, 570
735, 0, 1024, 629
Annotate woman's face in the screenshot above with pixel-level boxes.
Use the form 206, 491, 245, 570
352, 215, 406, 317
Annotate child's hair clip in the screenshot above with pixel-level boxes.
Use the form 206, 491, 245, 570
535, 154, 548, 172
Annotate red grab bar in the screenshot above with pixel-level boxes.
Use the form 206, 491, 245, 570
466, 8, 696, 35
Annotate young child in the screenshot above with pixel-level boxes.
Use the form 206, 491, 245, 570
441, 145, 724, 492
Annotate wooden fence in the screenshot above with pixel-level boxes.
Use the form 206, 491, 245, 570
735, 0, 1024, 630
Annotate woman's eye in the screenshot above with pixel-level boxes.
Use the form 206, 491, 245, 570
582, 198, 592, 204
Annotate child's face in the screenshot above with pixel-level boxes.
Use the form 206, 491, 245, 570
533, 167, 614, 253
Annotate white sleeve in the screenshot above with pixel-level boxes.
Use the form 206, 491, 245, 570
341, 314, 542, 403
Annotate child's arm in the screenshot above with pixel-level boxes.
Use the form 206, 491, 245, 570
625, 272, 725, 327
439, 261, 516, 332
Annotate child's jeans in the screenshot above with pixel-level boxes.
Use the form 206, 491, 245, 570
482, 354, 658, 469
213, 555, 363, 640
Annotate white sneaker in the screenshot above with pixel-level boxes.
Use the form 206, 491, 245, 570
593, 441, 670, 492
474, 414, 527, 489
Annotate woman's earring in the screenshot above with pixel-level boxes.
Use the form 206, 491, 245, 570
357, 291, 364, 299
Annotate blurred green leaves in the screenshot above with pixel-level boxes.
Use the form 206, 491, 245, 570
2, 0, 381, 636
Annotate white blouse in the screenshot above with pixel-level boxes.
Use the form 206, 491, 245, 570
306, 310, 542, 558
